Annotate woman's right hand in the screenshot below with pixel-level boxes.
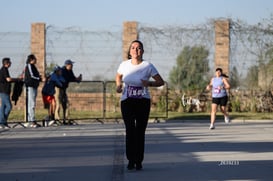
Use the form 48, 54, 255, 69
116, 85, 123, 93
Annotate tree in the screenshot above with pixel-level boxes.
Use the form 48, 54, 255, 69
231, 15, 273, 90
229, 66, 240, 88
168, 46, 210, 90
244, 65, 259, 88
260, 47, 273, 89
242, 44, 273, 90
45, 62, 56, 76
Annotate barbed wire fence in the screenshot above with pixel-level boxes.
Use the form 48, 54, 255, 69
0, 32, 30, 76
45, 25, 122, 80
230, 18, 273, 82
138, 21, 215, 81
0, 18, 272, 113
0, 19, 271, 83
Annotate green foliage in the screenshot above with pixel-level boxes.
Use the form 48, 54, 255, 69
235, 17, 273, 90
230, 96, 241, 112
242, 48, 273, 90
229, 66, 240, 88
168, 46, 210, 91
46, 62, 56, 74
244, 65, 259, 88
157, 95, 167, 112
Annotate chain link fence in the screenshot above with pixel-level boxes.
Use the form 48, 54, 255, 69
1, 19, 272, 117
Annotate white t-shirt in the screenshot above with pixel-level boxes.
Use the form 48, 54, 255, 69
117, 59, 159, 101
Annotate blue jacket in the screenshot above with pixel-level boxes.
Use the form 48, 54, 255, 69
42, 73, 65, 96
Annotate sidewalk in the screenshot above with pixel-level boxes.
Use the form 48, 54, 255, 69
1, 121, 273, 181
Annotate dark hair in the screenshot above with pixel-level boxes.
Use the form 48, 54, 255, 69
26, 54, 36, 64
127, 40, 144, 59
215, 68, 222, 72
216, 68, 229, 78
2, 57, 11, 65
221, 73, 229, 78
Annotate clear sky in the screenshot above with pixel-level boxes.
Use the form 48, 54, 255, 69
1, 0, 273, 32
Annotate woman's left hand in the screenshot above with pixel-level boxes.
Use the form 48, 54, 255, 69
141, 79, 149, 87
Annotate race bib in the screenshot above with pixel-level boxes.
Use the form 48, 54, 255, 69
127, 86, 145, 99
213, 88, 221, 94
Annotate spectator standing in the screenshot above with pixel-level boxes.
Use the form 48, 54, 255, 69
24, 54, 42, 128
0, 58, 22, 129
42, 65, 65, 126
115, 40, 164, 170
55, 60, 82, 125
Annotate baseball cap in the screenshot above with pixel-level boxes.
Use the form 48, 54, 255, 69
64, 59, 75, 65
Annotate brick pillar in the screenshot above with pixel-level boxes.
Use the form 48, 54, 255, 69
214, 20, 230, 75
122, 21, 138, 60
31, 23, 46, 77
26, 23, 46, 121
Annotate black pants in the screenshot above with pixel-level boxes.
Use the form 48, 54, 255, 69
121, 98, 151, 164
59, 88, 68, 120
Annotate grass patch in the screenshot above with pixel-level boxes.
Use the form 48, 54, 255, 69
7, 109, 272, 123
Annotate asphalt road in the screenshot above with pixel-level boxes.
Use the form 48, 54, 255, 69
1, 120, 273, 181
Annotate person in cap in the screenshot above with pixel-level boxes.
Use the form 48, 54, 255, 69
42, 65, 65, 125
55, 59, 82, 125
0, 57, 23, 129
206, 67, 231, 130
